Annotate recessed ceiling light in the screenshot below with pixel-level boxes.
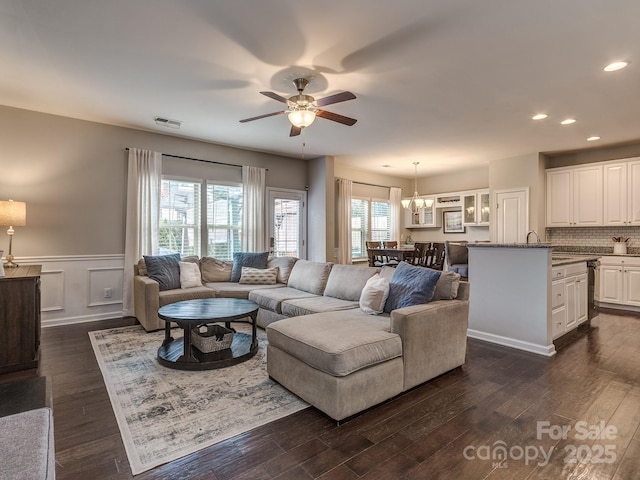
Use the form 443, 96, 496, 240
532, 113, 548, 120
604, 61, 628, 72
381, 164, 391, 168
561, 119, 576, 125
587, 136, 601, 141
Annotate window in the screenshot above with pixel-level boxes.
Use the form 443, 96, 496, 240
351, 197, 391, 260
159, 178, 243, 260
206, 183, 243, 260
159, 178, 201, 256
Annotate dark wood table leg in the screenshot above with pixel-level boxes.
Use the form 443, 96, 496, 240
177, 322, 197, 363
162, 320, 174, 346
250, 311, 258, 350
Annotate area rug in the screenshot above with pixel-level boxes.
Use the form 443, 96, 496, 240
89, 324, 308, 475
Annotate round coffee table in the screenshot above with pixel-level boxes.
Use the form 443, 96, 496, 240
157, 298, 259, 370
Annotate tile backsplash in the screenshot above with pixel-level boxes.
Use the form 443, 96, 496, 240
546, 226, 640, 254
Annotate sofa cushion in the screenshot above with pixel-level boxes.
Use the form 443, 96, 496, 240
266, 310, 401, 377
384, 261, 441, 313
200, 257, 232, 282
144, 253, 181, 291
231, 251, 269, 282
158, 286, 217, 306
287, 260, 333, 295
179, 261, 203, 289
136, 258, 148, 276
323, 264, 380, 301
206, 281, 283, 299
359, 273, 390, 314
432, 270, 461, 300
0, 408, 55, 480
267, 256, 298, 284
248, 287, 318, 313
280, 296, 359, 317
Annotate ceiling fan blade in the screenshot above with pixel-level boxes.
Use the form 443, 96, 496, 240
316, 91, 356, 107
316, 109, 358, 126
260, 91, 290, 104
289, 125, 302, 137
239, 110, 285, 123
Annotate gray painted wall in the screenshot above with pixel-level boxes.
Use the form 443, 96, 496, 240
0, 106, 307, 257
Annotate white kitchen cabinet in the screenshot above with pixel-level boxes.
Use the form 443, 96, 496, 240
546, 165, 603, 227
551, 263, 588, 339
463, 190, 490, 226
575, 273, 588, 324
598, 256, 640, 308
603, 159, 640, 225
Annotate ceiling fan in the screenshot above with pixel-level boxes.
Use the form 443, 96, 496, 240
239, 78, 357, 137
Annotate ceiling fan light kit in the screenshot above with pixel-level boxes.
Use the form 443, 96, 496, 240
288, 107, 316, 128
240, 77, 357, 136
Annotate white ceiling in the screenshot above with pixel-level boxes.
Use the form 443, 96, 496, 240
2, 0, 639, 177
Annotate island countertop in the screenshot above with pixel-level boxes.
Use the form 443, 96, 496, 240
466, 243, 555, 248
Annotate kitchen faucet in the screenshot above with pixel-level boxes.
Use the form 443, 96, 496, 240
526, 230, 541, 244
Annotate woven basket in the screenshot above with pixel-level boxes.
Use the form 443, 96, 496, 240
191, 324, 234, 353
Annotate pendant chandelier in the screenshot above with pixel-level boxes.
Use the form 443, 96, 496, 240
401, 162, 426, 212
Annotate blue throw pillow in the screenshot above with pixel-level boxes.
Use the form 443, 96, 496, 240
231, 251, 269, 282
383, 262, 442, 313
143, 253, 182, 291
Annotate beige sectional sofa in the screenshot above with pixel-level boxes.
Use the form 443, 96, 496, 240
133, 255, 469, 421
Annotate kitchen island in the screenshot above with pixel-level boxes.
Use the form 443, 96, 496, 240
467, 243, 596, 356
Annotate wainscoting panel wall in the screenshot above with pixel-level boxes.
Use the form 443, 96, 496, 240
18, 255, 125, 327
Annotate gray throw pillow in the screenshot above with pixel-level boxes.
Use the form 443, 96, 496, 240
143, 253, 181, 291
231, 251, 269, 282
384, 261, 442, 313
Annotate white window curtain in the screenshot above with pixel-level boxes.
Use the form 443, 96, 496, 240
241, 165, 267, 252
337, 178, 353, 264
389, 186, 403, 245
122, 148, 162, 317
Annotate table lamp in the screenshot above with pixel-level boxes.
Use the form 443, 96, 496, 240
0, 199, 27, 268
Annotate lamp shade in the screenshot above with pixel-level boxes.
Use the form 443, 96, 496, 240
0, 200, 26, 227
288, 109, 316, 128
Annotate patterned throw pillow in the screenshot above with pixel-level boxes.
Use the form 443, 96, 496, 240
143, 254, 181, 291
231, 251, 269, 282
239, 267, 278, 285
383, 261, 442, 313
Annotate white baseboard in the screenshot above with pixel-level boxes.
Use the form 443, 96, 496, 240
467, 329, 556, 357
43, 312, 126, 328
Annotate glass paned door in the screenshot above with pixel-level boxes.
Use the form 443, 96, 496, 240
268, 188, 307, 259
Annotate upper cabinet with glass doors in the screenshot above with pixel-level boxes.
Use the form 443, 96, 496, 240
462, 190, 490, 226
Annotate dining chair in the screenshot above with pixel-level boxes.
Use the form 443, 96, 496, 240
382, 240, 401, 265
412, 242, 431, 266
366, 241, 384, 266
444, 240, 469, 278
428, 242, 446, 270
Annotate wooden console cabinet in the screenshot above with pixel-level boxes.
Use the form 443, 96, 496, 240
0, 265, 42, 374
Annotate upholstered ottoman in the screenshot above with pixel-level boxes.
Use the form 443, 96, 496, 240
266, 309, 404, 421
0, 407, 55, 479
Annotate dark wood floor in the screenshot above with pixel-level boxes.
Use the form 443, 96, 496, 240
3, 309, 640, 479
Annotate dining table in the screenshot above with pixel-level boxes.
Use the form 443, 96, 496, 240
367, 246, 416, 267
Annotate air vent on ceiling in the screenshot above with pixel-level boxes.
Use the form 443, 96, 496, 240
154, 116, 182, 129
